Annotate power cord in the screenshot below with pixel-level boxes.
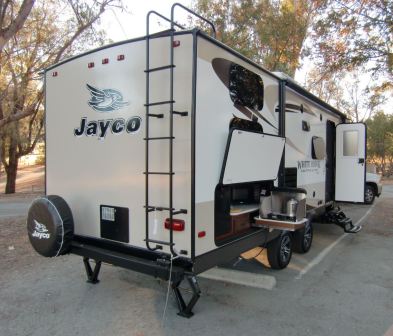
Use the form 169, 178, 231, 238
162, 251, 180, 324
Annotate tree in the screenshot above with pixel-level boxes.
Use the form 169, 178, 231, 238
0, 0, 35, 53
193, 0, 326, 77
303, 67, 346, 106
312, 0, 393, 91
0, 0, 124, 193
366, 111, 393, 175
305, 67, 386, 122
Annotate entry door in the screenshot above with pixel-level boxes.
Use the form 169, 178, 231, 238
335, 123, 366, 202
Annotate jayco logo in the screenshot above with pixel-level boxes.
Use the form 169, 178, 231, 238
32, 220, 50, 239
73, 84, 141, 139
86, 84, 129, 112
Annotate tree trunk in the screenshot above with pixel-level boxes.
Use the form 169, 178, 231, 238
5, 136, 18, 194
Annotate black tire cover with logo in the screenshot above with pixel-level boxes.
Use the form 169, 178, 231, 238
27, 195, 74, 257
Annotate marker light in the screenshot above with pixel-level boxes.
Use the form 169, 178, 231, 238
88, 62, 95, 68
164, 218, 185, 231
198, 231, 206, 238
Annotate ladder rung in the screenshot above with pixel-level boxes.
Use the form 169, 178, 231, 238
148, 113, 164, 118
173, 209, 188, 215
145, 238, 174, 246
144, 136, 175, 140
145, 206, 174, 212
144, 172, 174, 175
173, 111, 188, 117
144, 65, 175, 73
145, 100, 175, 107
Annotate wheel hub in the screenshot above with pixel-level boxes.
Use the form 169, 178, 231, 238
280, 235, 291, 262
365, 187, 373, 203
303, 224, 312, 247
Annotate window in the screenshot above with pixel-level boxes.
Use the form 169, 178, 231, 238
229, 63, 264, 111
343, 130, 358, 156
312, 136, 326, 160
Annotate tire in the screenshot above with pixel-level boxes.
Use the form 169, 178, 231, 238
27, 195, 74, 257
364, 184, 375, 204
267, 231, 292, 270
293, 220, 313, 254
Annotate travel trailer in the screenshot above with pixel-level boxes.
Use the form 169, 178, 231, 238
27, 4, 365, 317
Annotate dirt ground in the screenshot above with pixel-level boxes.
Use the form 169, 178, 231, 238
0, 165, 44, 194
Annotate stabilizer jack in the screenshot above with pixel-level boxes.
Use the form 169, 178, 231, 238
172, 274, 201, 318
83, 257, 102, 284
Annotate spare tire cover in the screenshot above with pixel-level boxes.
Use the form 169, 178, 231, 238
27, 195, 74, 257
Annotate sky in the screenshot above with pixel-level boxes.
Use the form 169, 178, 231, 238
101, 1, 193, 41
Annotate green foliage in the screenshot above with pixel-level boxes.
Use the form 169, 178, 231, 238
366, 111, 393, 175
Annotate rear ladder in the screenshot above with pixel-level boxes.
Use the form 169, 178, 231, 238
144, 4, 216, 256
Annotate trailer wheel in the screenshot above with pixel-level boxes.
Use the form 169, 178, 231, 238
27, 195, 74, 257
364, 184, 375, 204
267, 231, 292, 270
293, 220, 313, 254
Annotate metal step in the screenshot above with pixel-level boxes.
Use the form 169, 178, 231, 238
145, 65, 175, 73
145, 100, 175, 107
148, 113, 164, 118
145, 206, 173, 212
173, 209, 188, 215
145, 206, 187, 215
145, 238, 174, 246
144, 136, 175, 140
173, 111, 188, 116
143, 172, 175, 175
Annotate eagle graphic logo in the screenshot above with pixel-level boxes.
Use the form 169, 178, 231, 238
34, 220, 48, 233
86, 84, 129, 112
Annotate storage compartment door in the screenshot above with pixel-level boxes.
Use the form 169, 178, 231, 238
220, 130, 285, 185
335, 123, 366, 202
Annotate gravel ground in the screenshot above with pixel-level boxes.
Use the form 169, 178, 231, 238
1, 171, 392, 336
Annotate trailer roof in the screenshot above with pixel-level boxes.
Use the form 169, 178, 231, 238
45, 27, 347, 122
196, 31, 348, 121
45, 30, 193, 72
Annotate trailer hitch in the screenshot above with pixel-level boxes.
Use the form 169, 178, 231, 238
324, 207, 362, 233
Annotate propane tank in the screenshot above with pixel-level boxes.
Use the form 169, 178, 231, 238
259, 189, 271, 218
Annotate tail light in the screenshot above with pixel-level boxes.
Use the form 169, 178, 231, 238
164, 218, 185, 231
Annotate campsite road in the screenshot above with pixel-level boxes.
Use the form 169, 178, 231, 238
1, 185, 392, 336
0, 198, 32, 218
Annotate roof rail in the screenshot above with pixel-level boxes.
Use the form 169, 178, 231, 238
171, 2, 216, 38
146, 3, 216, 38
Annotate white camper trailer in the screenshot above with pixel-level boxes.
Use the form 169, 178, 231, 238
27, 4, 365, 317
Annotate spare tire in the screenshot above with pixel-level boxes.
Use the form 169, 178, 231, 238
27, 195, 74, 257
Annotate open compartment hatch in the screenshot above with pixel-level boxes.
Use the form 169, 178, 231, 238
220, 129, 285, 185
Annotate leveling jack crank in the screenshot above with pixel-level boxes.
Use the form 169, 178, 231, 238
325, 207, 362, 233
